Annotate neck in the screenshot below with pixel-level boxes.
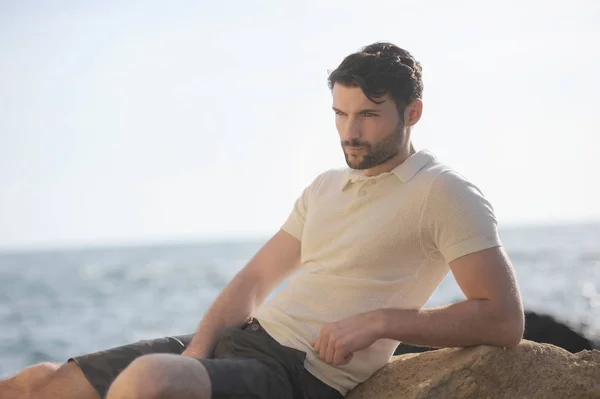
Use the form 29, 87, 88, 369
362, 142, 416, 177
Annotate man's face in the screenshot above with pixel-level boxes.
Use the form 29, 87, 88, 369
332, 84, 405, 170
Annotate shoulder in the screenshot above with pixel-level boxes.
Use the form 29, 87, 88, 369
413, 154, 489, 205
417, 155, 501, 260
413, 152, 497, 225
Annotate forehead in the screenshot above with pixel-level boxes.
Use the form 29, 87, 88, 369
332, 83, 395, 110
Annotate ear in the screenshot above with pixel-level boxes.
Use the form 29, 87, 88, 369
404, 99, 423, 127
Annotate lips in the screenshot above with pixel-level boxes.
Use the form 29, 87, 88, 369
345, 146, 365, 154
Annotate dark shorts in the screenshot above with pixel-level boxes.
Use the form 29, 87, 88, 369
68, 318, 343, 399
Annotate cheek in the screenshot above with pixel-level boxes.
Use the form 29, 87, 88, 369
363, 119, 388, 138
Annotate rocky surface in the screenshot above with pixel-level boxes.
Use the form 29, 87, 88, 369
347, 340, 600, 399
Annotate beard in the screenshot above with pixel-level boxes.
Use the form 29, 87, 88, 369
341, 122, 406, 170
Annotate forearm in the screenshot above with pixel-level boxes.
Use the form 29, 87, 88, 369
378, 299, 523, 349
183, 230, 301, 357
184, 269, 264, 357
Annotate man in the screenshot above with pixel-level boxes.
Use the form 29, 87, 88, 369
0, 42, 524, 399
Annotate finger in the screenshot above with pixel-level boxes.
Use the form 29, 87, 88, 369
325, 336, 337, 364
317, 335, 327, 360
313, 333, 321, 354
315, 325, 329, 357
331, 340, 346, 365
335, 350, 353, 365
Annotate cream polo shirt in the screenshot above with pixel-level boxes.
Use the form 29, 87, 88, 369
253, 149, 502, 396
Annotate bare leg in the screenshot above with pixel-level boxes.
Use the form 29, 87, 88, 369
0, 362, 100, 399
106, 354, 211, 399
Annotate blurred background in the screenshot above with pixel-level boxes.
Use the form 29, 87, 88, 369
1, 0, 598, 378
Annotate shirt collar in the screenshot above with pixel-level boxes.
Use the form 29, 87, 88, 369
340, 149, 436, 191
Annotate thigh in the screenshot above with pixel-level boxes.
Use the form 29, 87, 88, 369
210, 319, 343, 399
198, 356, 294, 399
67, 333, 194, 398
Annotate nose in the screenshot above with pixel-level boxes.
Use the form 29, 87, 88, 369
340, 116, 362, 142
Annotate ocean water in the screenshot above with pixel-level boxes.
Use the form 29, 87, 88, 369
1, 223, 599, 378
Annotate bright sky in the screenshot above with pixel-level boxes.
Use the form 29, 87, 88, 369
1, 0, 598, 251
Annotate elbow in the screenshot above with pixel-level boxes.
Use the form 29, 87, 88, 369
497, 310, 525, 349
500, 325, 523, 349
484, 299, 524, 348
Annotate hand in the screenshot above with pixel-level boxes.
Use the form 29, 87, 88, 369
312, 311, 383, 366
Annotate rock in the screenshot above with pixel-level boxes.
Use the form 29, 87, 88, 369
523, 311, 596, 352
347, 340, 600, 399
393, 310, 595, 356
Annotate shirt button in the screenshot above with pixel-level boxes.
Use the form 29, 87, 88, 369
250, 324, 260, 332
358, 189, 367, 196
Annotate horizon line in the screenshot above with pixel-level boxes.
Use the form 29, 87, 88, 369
1, 218, 599, 256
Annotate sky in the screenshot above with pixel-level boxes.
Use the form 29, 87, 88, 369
0, 0, 599, 251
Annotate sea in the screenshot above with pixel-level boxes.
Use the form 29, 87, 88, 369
1, 223, 599, 378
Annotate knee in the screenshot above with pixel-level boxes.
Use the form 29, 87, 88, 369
16, 362, 60, 387
105, 355, 175, 399
106, 354, 211, 399
3, 362, 61, 397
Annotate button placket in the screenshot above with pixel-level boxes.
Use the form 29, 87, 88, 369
357, 179, 376, 197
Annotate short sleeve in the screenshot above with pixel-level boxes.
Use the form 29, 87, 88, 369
281, 172, 327, 241
421, 171, 502, 263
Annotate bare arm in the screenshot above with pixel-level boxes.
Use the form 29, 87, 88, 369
182, 229, 301, 357
313, 245, 525, 365
378, 246, 524, 348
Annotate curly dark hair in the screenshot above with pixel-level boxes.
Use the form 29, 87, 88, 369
327, 42, 423, 112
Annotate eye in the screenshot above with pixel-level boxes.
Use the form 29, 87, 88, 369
363, 112, 377, 117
